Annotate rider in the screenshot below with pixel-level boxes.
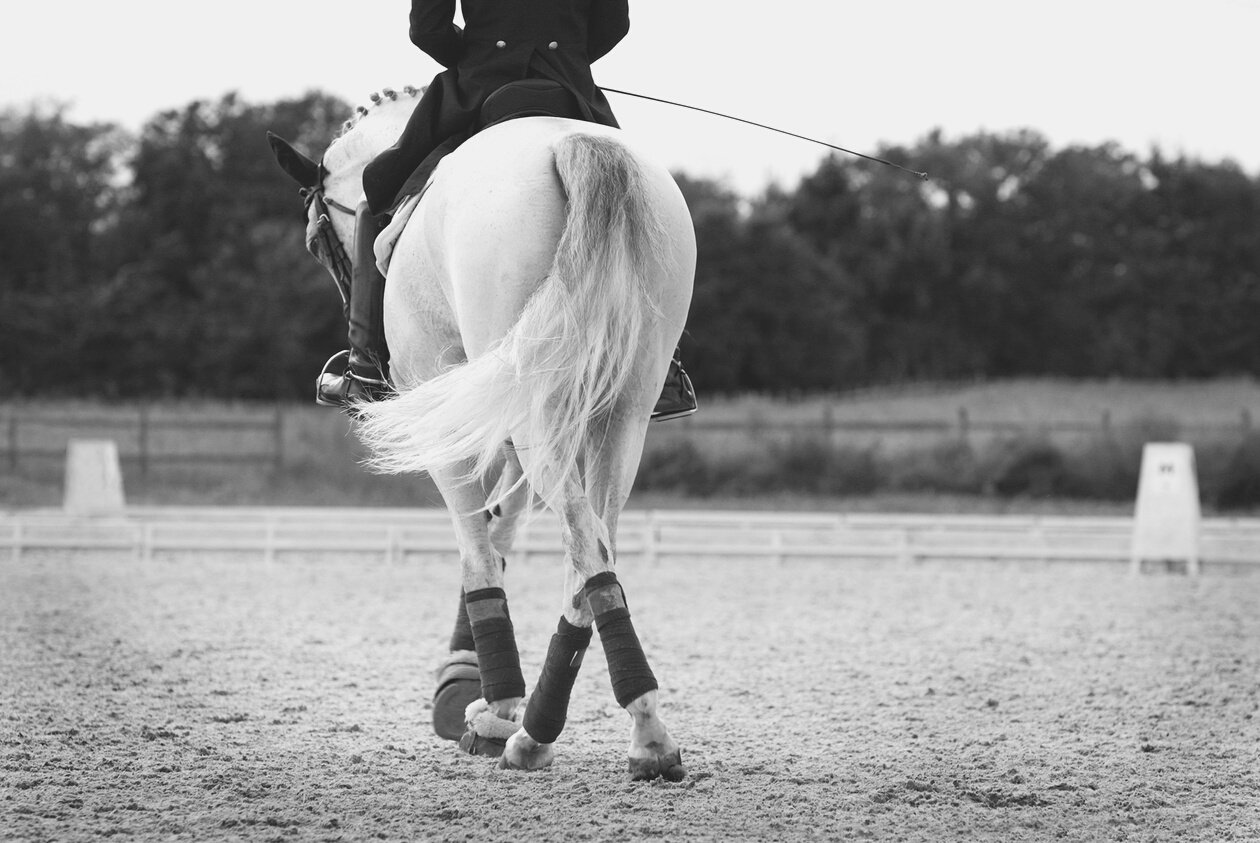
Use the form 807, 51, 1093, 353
316, 0, 698, 421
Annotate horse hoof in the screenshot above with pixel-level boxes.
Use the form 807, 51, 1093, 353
497, 731, 555, 771
432, 651, 481, 741
458, 730, 506, 757
458, 702, 524, 758
628, 749, 685, 782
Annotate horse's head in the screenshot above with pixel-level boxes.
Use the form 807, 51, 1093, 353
267, 87, 423, 284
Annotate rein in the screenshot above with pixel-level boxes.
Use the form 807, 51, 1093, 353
300, 163, 356, 308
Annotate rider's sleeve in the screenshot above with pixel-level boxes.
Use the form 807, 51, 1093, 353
410, 0, 464, 68
587, 0, 630, 62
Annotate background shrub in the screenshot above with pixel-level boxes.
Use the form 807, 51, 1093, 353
979, 436, 1070, 498
634, 440, 714, 495
887, 439, 983, 495
1207, 432, 1260, 510
1061, 438, 1140, 500
766, 438, 879, 495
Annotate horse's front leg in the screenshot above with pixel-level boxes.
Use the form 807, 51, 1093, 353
430, 464, 526, 756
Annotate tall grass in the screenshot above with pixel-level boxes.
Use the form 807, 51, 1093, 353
634, 420, 1260, 513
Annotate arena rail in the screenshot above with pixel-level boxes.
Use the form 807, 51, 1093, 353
3, 507, 1259, 569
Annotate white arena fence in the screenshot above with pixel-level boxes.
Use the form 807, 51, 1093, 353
2, 507, 1259, 569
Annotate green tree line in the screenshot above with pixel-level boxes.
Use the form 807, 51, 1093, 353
2, 93, 1257, 399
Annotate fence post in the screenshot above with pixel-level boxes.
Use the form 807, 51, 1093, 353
386, 527, 400, 565
957, 407, 970, 441
896, 526, 911, 565
272, 405, 285, 474
771, 529, 784, 566
748, 409, 765, 441
138, 405, 150, 478
6, 412, 16, 472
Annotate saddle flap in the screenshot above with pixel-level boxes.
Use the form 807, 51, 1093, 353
374, 193, 424, 277
480, 79, 583, 128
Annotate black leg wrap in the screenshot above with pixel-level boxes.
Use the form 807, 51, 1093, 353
523, 617, 593, 744
449, 589, 475, 653
465, 587, 525, 702
585, 572, 658, 708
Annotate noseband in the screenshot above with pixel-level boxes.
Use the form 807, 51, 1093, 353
299, 163, 357, 308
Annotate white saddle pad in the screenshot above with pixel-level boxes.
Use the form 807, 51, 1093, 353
373, 192, 424, 277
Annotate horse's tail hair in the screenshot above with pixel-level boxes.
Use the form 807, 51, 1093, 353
354, 132, 663, 508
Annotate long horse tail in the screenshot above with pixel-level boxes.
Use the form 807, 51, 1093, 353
354, 132, 664, 507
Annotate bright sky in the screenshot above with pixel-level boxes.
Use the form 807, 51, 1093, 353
4, 1, 1257, 194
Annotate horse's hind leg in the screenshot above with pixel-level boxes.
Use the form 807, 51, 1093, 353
429, 462, 526, 754
578, 421, 685, 782
434, 446, 530, 741
583, 562, 684, 782
501, 420, 684, 781
441, 447, 527, 651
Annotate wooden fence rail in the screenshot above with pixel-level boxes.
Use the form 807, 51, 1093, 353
666, 407, 1257, 438
3, 507, 1258, 569
2, 404, 1256, 475
2, 406, 285, 475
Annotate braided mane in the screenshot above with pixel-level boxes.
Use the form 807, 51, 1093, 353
321, 86, 425, 184
333, 85, 424, 140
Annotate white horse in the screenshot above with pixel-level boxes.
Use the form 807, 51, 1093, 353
268, 88, 695, 780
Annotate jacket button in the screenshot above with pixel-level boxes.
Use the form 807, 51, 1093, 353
495, 40, 506, 48
548, 41, 559, 50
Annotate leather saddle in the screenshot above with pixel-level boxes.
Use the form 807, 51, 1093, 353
374, 81, 585, 277
480, 79, 585, 128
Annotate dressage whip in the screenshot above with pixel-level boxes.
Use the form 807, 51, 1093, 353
600, 86, 929, 181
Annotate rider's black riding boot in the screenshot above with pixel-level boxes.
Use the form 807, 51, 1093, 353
316, 202, 393, 409
652, 349, 698, 422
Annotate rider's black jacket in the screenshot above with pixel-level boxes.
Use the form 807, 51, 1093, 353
364, 0, 629, 214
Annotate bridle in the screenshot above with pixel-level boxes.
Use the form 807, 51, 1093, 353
299, 162, 357, 308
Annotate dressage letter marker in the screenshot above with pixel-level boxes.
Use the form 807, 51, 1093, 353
1130, 442, 1201, 575
63, 439, 126, 515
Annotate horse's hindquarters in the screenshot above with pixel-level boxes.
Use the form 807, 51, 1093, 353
369, 117, 694, 483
